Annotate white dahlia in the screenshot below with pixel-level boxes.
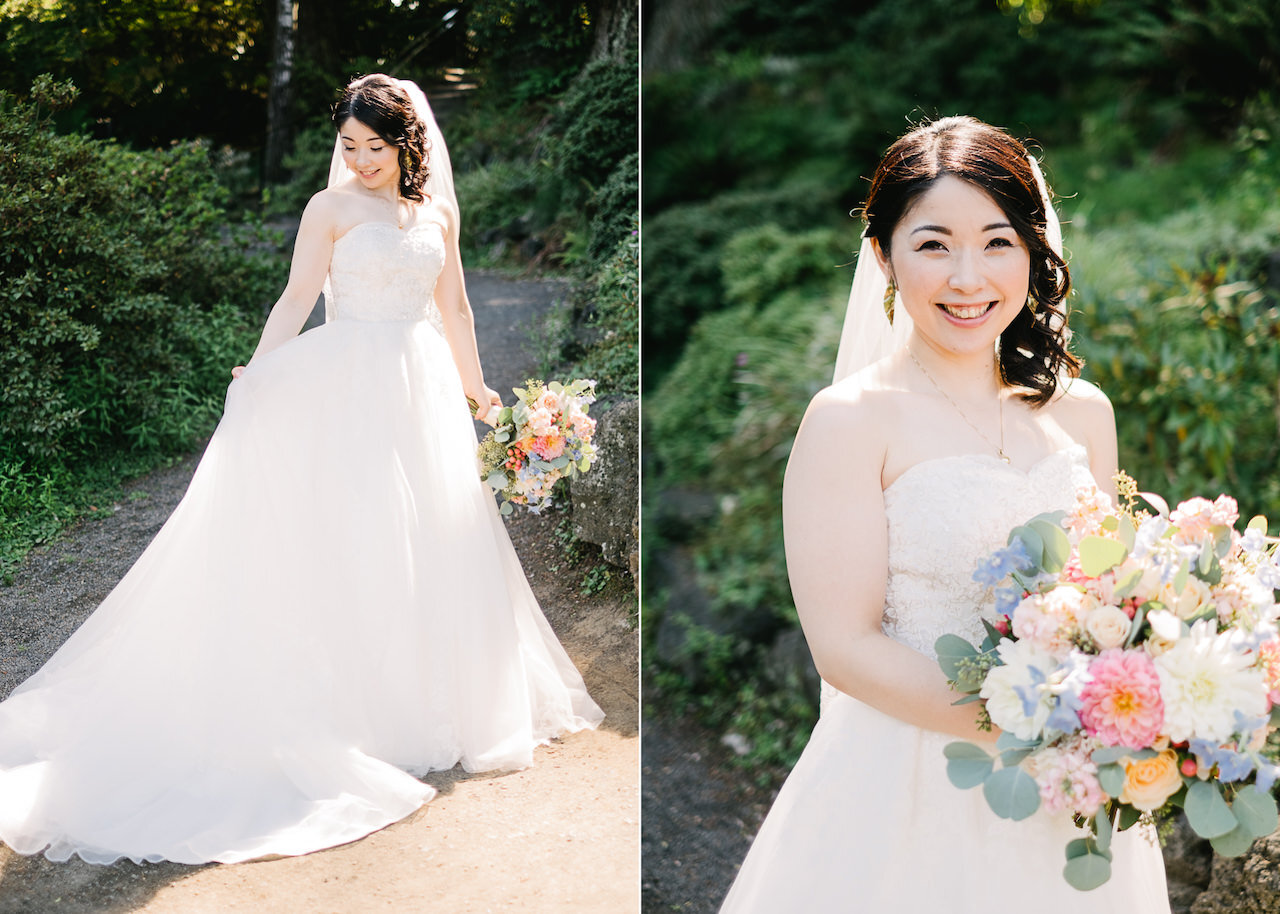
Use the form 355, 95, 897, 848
1153, 620, 1268, 743
981, 639, 1058, 741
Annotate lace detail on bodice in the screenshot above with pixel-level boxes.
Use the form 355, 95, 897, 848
326, 221, 446, 332
819, 444, 1096, 712
882, 445, 1095, 657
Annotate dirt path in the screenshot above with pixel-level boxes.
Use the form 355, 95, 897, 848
0, 271, 638, 914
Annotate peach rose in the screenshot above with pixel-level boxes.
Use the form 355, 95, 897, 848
1085, 604, 1133, 650
1119, 749, 1182, 811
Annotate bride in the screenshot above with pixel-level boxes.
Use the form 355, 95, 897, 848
719, 117, 1171, 911
0, 74, 602, 866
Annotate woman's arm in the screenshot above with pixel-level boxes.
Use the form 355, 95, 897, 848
233, 193, 336, 377
432, 198, 501, 423
783, 387, 996, 742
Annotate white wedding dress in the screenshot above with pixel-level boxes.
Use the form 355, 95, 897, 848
0, 220, 603, 865
721, 445, 1171, 912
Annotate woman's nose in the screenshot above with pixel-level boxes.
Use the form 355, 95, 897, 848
948, 251, 984, 293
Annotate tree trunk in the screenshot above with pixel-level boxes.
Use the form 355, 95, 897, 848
263, 0, 296, 183
590, 0, 638, 62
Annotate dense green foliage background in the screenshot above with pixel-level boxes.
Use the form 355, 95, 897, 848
642, 0, 1280, 775
0, 2, 637, 580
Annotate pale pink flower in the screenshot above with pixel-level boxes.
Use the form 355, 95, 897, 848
1079, 649, 1165, 748
535, 387, 562, 413
1257, 639, 1280, 707
526, 406, 555, 437
1171, 495, 1238, 543
1064, 485, 1113, 539
1013, 585, 1091, 657
1033, 738, 1107, 818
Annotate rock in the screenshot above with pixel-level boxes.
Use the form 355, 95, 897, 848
570, 398, 637, 571
1163, 818, 1212, 914
761, 627, 820, 708
1191, 830, 1280, 914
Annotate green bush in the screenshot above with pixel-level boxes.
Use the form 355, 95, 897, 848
552, 54, 639, 209
0, 76, 282, 462
569, 219, 638, 401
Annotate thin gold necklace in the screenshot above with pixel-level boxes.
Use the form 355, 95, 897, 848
907, 348, 1009, 463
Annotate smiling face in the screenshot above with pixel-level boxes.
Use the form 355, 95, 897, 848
339, 117, 401, 194
876, 174, 1031, 357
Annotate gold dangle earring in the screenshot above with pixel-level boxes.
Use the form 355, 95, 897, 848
1026, 292, 1038, 315
883, 279, 897, 324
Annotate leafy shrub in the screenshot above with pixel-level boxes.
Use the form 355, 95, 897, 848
641, 187, 840, 383
0, 76, 282, 463
567, 219, 638, 401
586, 151, 638, 268
551, 54, 639, 208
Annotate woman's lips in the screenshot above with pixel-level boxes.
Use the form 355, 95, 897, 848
938, 301, 996, 320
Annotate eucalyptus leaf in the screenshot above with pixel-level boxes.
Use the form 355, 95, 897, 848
943, 742, 994, 789
1095, 810, 1114, 853
499, 502, 513, 516
1118, 804, 1143, 830
1198, 537, 1215, 576
983, 766, 1040, 821
550, 456, 571, 469
1112, 566, 1144, 600
1064, 837, 1093, 860
1028, 519, 1070, 573
1000, 747, 1034, 768
494, 430, 511, 443
1063, 851, 1113, 891
1079, 535, 1127, 577
1232, 787, 1279, 839
1173, 560, 1190, 595
485, 471, 508, 490
1011, 525, 1045, 569
995, 732, 1038, 752
935, 634, 979, 680
1248, 515, 1269, 534
1098, 763, 1126, 798
1209, 823, 1256, 857
1185, 781, 1239, 839
1116, 516, 1137, 551
1091, 746, 1131, 765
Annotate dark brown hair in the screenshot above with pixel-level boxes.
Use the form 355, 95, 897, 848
332, 74, 431, 204
863, 115, 1079, 406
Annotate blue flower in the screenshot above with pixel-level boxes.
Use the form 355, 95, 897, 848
994, 586, 1023, 616
973, 540, 1032, 587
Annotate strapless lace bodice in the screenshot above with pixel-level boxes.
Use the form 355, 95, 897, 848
326, 221, 446, 330
881, 444, 1095, 658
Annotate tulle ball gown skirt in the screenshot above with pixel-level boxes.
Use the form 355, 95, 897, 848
0, 314, 603, 865
720, 690, 1171, 913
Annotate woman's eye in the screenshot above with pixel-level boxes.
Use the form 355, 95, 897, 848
917, 240, 945, 251
988, 237, 1015, 248
370, 147, 384, 153
342, 147, 355, 153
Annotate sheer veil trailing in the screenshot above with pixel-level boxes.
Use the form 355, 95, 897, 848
324, 77, 457, 320
830, 154, 1063, 385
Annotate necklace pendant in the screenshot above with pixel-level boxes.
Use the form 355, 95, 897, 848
998, 451, 1011, 464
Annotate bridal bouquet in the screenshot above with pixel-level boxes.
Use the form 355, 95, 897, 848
474, 378, 599, 515
937, 474, 1280, 890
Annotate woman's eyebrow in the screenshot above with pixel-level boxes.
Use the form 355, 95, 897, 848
909, 221, 1012, 235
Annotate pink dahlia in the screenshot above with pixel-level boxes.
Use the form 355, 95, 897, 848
1079, 649, 1165, 748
